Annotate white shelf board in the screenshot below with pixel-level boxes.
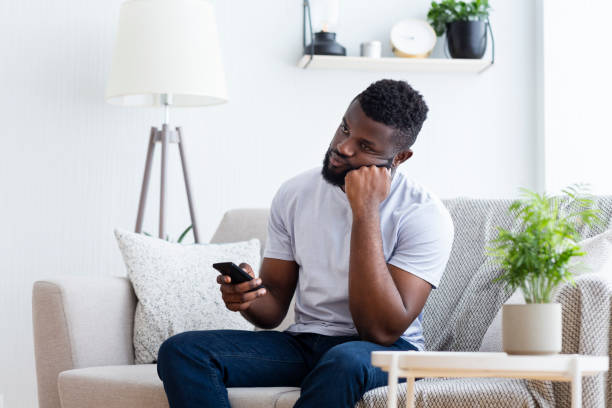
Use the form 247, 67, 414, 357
297, 54, 492, 74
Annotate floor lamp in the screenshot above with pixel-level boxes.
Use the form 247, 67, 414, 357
105, 0, 228, 243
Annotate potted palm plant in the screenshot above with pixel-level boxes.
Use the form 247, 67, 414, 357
488, 185, 602, 355
427, 0, 491, 59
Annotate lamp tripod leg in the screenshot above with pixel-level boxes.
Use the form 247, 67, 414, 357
177, 127, 200, 243
135, 127, 157, 234
159, 124, 170, 240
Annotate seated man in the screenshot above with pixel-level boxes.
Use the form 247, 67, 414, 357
157, 79, 454, 408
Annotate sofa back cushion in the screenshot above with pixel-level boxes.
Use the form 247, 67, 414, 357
210, 208, 270, 259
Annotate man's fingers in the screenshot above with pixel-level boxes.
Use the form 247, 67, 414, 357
226, 301, 245, 312
220, 278, 261, 294
223, 278, 263, 295
216, 274, 231, 284
222, 287, 266, 304
239, 262, 255, 278
227, 298, 261, 312
227, 301, 254, 312
224, 288, 267, 311
233, 278, 263, 293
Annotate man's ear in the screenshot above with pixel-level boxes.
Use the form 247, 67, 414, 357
393, 149, 413, 167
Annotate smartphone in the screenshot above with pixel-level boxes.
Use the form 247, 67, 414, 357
212, 262, 265, 291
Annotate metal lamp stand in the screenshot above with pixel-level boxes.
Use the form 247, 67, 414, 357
134, 97, 200, 243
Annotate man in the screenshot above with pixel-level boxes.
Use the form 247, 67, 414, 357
157, 79, 454, 407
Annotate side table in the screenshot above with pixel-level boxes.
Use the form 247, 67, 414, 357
371, 351, 608, 408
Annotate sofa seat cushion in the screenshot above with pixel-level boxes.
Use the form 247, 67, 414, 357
57, 364, 540, 408
58, 364, 167, 408
57, 364, 300, 408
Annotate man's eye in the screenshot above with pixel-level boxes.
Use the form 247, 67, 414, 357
340, 124, 349, 134
361, 143, 372, 151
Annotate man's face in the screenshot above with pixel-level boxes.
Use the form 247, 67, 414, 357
322, 100, 399, 188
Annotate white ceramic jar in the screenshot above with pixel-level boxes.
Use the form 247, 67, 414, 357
360, 41, 382, 58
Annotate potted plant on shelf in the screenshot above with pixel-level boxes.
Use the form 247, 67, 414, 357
427, 0, 491, 59
488, 185, 602, 355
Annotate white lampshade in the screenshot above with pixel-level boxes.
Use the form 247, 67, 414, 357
105, 0, 228, 107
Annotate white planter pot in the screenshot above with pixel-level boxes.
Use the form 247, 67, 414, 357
502, 303, 562, 355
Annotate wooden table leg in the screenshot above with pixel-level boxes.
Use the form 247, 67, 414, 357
405, 377, 415, 408
387, 354, 399, 408
570, 356, 582, 408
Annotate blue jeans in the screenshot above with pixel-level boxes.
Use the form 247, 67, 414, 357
157, 329, 417, 408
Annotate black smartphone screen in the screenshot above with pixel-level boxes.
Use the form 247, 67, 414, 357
212, 262, 265, 291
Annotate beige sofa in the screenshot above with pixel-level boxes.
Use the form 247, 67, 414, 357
33, 198, 612, 408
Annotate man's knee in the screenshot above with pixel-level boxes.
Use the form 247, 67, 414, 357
320, 341, 371, 375
157, 331, 210, 380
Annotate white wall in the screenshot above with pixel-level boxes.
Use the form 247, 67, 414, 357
0, 0, 538, 406
542, 0, 612, 195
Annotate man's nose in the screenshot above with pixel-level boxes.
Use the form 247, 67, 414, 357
335, 138, 355, 157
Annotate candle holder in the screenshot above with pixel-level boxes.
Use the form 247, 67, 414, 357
307, 31, 346, 56
302, 0, 346, 67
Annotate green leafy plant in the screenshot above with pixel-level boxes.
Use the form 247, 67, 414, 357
487, 184, 603, 304
427, 0, 491, 37
143, 225, 193, 243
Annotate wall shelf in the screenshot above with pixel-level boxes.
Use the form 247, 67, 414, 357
297, 54, 492, 74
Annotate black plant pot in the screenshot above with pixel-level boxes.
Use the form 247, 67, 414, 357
446, 20, 487, 59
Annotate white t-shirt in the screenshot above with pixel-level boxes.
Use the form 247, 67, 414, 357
263, 166, 454, 350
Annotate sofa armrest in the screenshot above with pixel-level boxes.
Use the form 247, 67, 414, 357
549, 274, 612, 407
32, 276, 137, 408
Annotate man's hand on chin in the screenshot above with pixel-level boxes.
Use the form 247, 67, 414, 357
344, 165, 391, 216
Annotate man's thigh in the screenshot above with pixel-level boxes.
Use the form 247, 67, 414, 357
314, 337, 417, 385
158, 329, 310, 387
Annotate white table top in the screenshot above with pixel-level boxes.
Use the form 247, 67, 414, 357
371, 351, 608, 381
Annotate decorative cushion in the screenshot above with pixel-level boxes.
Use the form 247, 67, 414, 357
113, 228, 260, 364
550, 227, 612, 299
569, 228, 612, 279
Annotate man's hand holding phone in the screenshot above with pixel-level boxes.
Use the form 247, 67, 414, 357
215, 262, 267, 312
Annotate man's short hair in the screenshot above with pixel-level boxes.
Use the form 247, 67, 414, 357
355, 79, 429, 151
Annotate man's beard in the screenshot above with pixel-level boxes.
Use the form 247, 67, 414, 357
321, 148, 394, 187
321, 148, 350, 187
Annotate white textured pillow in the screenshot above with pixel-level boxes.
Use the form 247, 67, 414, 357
114, 227, 260, 364
569, 228, 612, 280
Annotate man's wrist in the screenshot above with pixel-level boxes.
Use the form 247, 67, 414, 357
351, 205, 379, 219
351, 206, 379, 222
